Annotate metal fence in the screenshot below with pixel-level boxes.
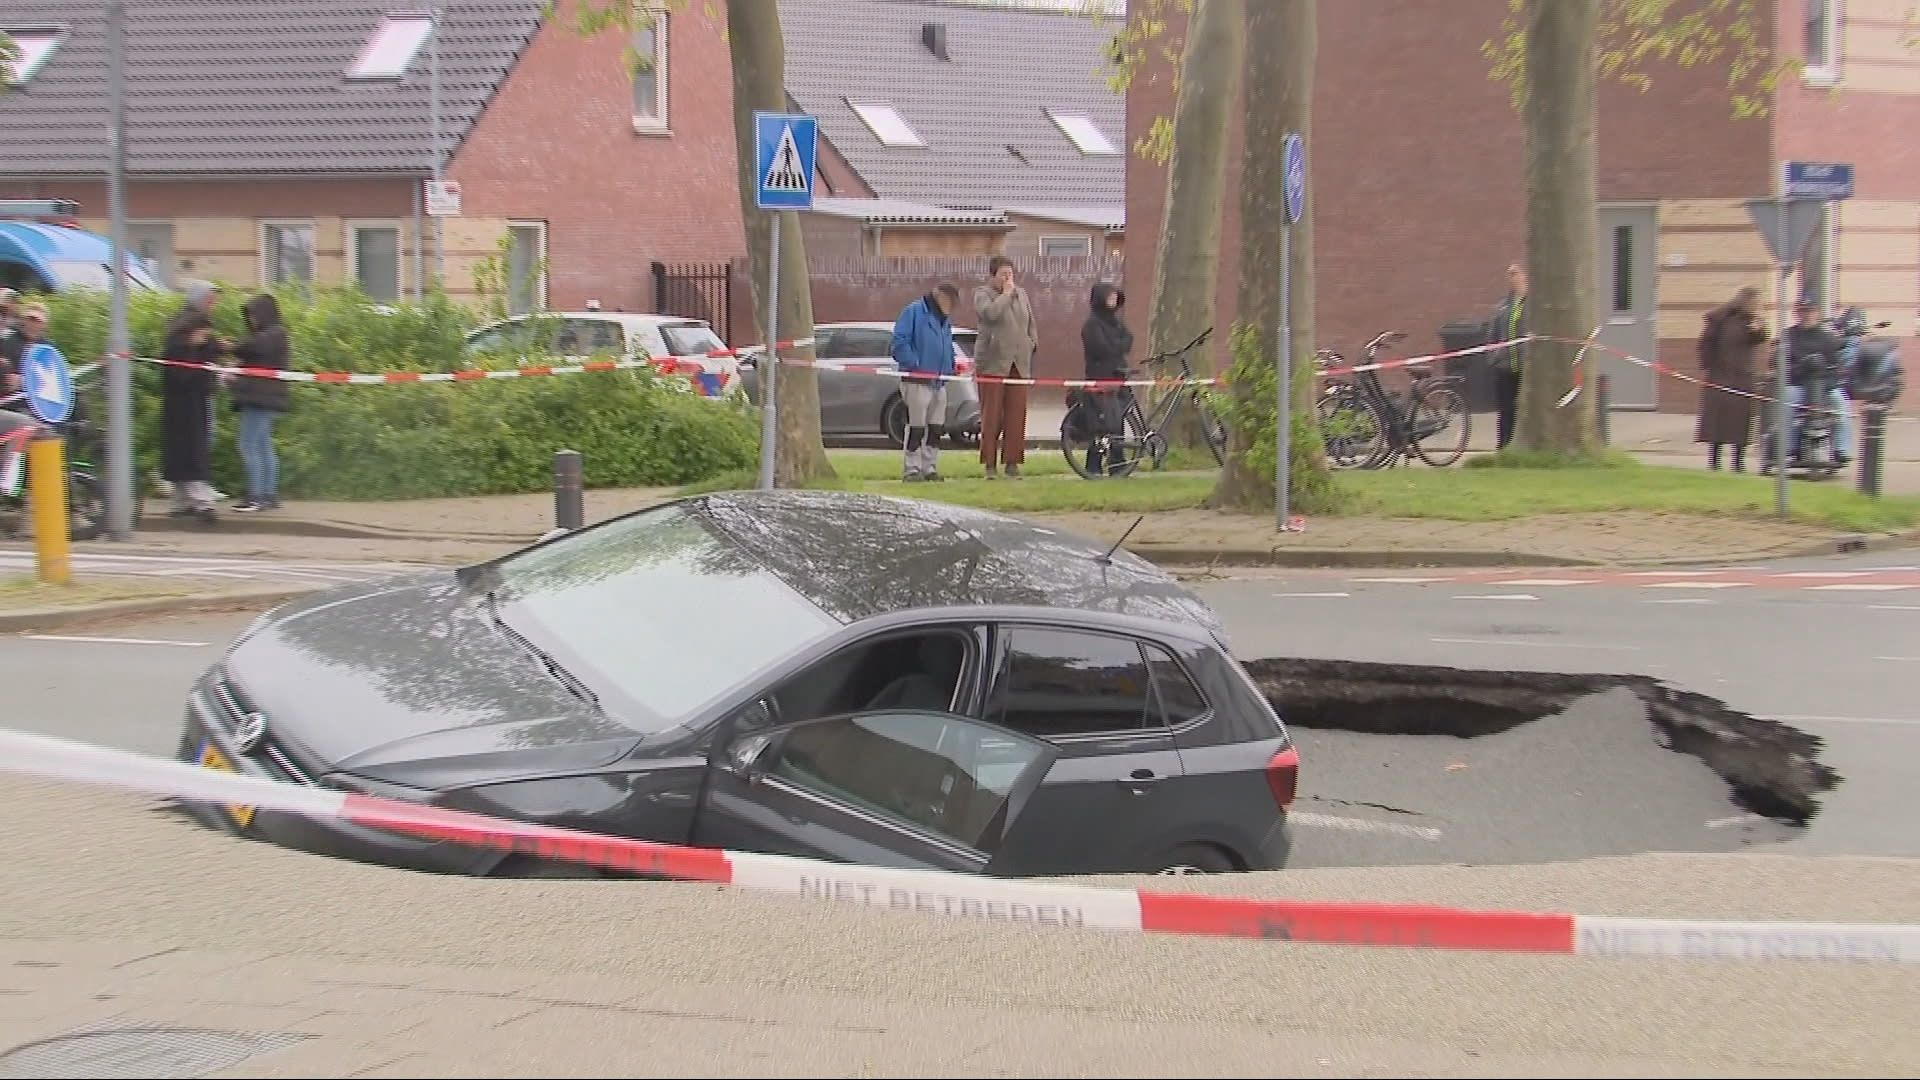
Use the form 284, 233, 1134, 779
650, 260, 733, 343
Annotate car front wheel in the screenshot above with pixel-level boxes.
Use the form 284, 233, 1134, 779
881, 395, 908, 448
1152, 843, 1240, 875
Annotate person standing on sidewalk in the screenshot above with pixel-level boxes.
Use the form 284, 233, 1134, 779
1484, 262, 1529, 450
159, 280, 223, 521
890, 284, 960, 483
225, 293, 291, 511
1694, 285, 1766, 472
1080, 282, 1134, 477
971, 256, 1038, 479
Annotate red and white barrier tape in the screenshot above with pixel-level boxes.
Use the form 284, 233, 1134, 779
1, 727, 1913, 965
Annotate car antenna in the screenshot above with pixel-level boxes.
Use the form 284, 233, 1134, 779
1097, 515, 1145, 565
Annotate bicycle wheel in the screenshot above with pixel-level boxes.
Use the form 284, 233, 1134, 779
66, 471, 106, 542
1194, 397, 1228, 467
1411, 384, 1471, 467
1316, 386, 1385, 469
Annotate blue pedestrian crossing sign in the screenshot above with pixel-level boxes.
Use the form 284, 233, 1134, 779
20, 342, 73, 425
754, 111, 818, 211
1281, 133, 1306, 225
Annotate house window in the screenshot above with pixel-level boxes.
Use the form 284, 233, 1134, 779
506, 221, 547, 316
2, 29, 63, 86
1048, 111, 1119, 156
127, 222, 176, 289
1039, 235, 1093, 258
849, 102, 925, 148
1610, 225, 1633, 313
346, 220, 403, 301
348, 14, 434, 80
259, 222, 316, 286
631, 8, 669, 131
1804, 0, 1840, 83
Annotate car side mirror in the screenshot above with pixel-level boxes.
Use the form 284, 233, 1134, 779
725, 731, 776, 781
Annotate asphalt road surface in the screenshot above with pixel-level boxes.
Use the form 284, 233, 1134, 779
0, 548, 429, 586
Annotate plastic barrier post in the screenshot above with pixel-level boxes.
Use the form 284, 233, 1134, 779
552, 449, 584, 532
26, 435, 71, 584
1857, 405, 1886, 499
1595, 374, 1612, 446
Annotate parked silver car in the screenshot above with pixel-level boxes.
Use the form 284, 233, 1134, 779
740, 322, 982, 448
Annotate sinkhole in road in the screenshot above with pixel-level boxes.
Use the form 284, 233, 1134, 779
1242, 657, 1842, 867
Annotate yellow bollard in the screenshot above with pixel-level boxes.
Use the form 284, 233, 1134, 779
25, 435, 71, 585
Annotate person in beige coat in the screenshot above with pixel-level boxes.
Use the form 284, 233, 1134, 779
971, 255, 1039, 478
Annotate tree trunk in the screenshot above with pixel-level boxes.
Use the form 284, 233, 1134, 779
1514, 0, 1602, 455
1210, 0, 1329, 512
1146, 0, 1244, 444
728, 0, 834, 485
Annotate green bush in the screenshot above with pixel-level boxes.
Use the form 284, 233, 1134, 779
33, 284, 757, 499
1207, 322, 1339, 512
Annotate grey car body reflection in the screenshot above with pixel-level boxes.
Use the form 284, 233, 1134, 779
176, 491, 1296, 878
738, 323, 984, 448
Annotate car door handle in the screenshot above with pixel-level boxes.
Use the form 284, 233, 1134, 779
1120, 769, 1160, 793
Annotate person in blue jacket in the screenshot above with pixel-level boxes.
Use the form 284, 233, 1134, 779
890, 283, 960, 482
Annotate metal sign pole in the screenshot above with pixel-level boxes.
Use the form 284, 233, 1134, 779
1773, 197, 1789, 517
1275, 223, 1292, 530
757, 219, 781, 491
429, 5, 444, 286
104, 0, 134, 542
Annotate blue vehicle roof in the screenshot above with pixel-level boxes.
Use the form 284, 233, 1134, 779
0, 221, 162, 292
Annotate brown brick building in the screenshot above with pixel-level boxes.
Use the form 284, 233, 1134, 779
1124, 0, 1920, 412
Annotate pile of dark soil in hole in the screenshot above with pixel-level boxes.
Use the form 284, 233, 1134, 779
1240, 657, 1840, 824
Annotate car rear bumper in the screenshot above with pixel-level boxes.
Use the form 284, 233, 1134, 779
1252, 813, 1293, 871
174, 684, 498, 877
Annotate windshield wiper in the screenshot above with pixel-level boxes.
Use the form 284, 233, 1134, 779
484, 590, 601, 711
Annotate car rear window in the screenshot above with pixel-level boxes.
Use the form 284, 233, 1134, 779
660, 323, 726, 357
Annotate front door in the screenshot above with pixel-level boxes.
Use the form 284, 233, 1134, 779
1596, 204, 1660, 408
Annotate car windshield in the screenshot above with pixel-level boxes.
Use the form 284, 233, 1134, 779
660, 323, 725, 357
483, 504, 840, 727
48, 259, 159, 291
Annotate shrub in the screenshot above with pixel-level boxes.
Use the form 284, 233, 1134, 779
34, 284, 757, 499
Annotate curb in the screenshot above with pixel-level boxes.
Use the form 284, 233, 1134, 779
1136, 546, 1597, 569
5, 726, 1915, 965
0, 585, 322, 633
135, 512, 523, 545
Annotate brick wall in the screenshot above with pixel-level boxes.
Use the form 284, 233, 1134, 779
449, 0, 745, 313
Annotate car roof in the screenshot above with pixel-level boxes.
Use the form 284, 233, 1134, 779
687, 490, 1223, 634
821, 321, 976, 334
481, 312, 713, 329
0, 221, 161, 288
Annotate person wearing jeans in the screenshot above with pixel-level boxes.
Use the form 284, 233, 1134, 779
890, 284, 960, 482
225, 293, 291, 511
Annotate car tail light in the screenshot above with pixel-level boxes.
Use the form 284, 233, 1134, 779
1264, 745, 1299, 808
955, 356, 974, 374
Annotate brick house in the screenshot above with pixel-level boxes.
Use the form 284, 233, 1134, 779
782, 0, 1126, 258
1124, 0, 1920, 412
0, 0, 741, 315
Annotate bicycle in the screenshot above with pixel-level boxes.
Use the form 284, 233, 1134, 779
0, 368, 132, 542
1314, 331, 1470, 469
1060, 327, 1226, 479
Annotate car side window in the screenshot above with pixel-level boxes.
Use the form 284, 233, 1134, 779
838, 328, 894, 359
759, 711, 1052, 852
554, 319, 623, 355
990, 627, 1158, 738
1145, 645, 1210, 726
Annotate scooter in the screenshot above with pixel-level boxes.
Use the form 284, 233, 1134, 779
1836, 306, 1906, 408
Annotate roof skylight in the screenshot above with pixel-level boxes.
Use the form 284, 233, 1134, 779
849, 102, 927, 149
1049, 111, 1119, 156
3, 30, 64, 86
348, 14, 435, 80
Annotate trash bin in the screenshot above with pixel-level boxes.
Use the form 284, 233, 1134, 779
1439, 319, 1497, 412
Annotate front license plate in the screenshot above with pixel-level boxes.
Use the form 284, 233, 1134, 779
197, 743, 256, 830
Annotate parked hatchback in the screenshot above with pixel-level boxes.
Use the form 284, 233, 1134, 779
739, 323, 983, 448
464, 312, 741, 398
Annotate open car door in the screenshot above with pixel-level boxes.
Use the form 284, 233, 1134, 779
694, 709, 1060, 875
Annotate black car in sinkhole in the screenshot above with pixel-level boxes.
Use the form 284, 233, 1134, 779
176, 490, 1299, 878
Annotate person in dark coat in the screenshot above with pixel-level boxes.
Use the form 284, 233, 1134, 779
160, 280, 222, 519
1483, 262, 1530, 449
1079, 282, 1134, 476
226, 293, 291, 511
1694, 285, 1768, 472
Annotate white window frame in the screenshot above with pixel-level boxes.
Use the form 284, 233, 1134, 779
631, 5, 670, 133
505, 220, 549, 315
1039, 235, 1094, 258
2, 28, 65, 86
258, 220, 317, 287
1803, 0, 1842, 86
345, 218, 406, 301
1047, 111, 1119, 157
125, 220, 175, 288
848, 101, 926, 148
347, 13, 435, 80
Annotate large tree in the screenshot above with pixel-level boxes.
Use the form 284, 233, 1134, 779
1208, 0, 1330, 512
566, 0, 835, 485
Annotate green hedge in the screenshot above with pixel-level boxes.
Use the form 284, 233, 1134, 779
32, 285, 758, 499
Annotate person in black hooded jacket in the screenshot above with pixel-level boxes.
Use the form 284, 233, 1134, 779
225, 293, 292, 511
1079, 282, 1133, 475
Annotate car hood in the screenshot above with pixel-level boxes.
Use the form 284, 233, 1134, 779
223, 573, 642, 789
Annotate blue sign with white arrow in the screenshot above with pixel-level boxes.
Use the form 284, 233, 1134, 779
1282, 133, 1306, 225
754, 112, 819, 212
20, 342, 73, 425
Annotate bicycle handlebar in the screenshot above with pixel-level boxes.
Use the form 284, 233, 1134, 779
1142, 327, 1213, 367
1365, 330, 1409, 353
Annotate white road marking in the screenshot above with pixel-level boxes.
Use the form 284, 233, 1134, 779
1452, 593, 1539, 601
1429, 636, 1641, 651
1764, 714, 1920, 727
1777, 571, 1873, 578
1808, 583, 1916, 592
1273, 591, 1351, 598
1350, 576, 1455, 584
1647, 598, 1717, 605
1495, 578, 1593, 586
22, 634, 210, 647
1869, 605, 1920, 611
1625, 570, 1722, 577
1704, 813, 1770, 830
1876, 656, 1920, 663
145, 569, 260, 580
1640, 581, 1751, 589
1290, 811, 1444, 842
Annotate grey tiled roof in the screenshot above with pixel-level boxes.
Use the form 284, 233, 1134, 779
0, 2, 544, 176
781, 0, 1126, 210
814, 196, 1009, 225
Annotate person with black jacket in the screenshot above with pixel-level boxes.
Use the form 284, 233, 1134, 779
160, 280, 222, 520
1079, 282, 1133, 476
1782, 299, 1853, 466
226, 293, 292, 511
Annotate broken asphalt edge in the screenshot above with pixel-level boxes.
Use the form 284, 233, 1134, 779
0, 585, 324, 634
